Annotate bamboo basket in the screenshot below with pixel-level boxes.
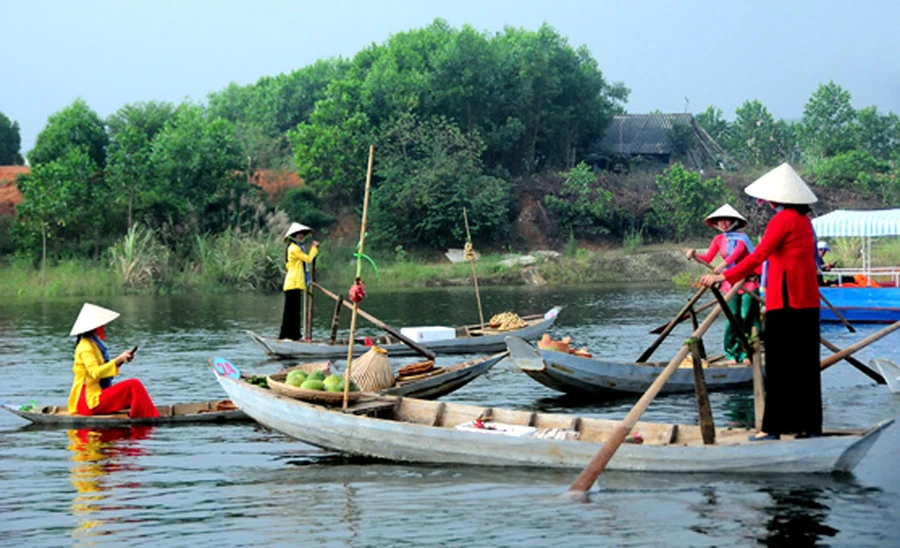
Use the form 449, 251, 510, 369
266, 371, 360, 406
350, 346, 395, 391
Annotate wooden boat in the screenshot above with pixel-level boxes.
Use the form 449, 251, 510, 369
0, 399, 249, 427
813, 209, 900, 323
819, 286, 900, 323
247, 306, 561, 359
382, 352, 507, 399
211, 358, 893, 474
505, 336, 754, 397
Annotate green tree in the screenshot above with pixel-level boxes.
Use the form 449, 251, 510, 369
695, 106, 729, 145
855, 106, 898, 160
545, 161, 612, 238
147, 103, 245, 235
0, 111, 24, 164
369, 112, 510, 249
728, 100, 783, 167
29, 98, 108, 168
650, 163, 731, 241
15, 148, 101, 269
106, 101, 175, 228
800, 81, 856, 160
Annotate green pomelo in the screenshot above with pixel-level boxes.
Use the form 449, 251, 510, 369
300, 379, 326, 391
308, 371, 326, 381
286, 371, 307, 386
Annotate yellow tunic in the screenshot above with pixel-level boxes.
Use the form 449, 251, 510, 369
67, 338, 119, 413
283, 242, 319, 291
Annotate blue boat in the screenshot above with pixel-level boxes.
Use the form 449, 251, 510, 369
819, 286, 900, 323
812, 209, 900, 323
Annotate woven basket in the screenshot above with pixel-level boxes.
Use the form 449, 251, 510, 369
283, 361, 332, 376
267, 371, 360, 406
349, 346, 395, 391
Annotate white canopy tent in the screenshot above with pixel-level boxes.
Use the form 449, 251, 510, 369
812, 209, 900, 274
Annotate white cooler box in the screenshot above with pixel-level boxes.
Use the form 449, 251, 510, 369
400, 326, 456, 343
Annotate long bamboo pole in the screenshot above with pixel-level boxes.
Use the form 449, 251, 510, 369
463, 208, 485, 331
567, 280, 745, 500
343, 145, 375, 410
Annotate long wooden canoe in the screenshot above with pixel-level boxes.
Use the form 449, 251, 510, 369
506, 336, 754, 397
1, 400, 249, 427
212, 358, 893, 474
382, 352, 507, 399
247, 307, 561, 359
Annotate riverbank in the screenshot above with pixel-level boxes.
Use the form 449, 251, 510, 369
3, 237, 896, 298
0, 246, 707, 298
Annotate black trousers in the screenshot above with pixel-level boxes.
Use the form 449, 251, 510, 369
761, 307, 823, 435
279, 289, 303, 340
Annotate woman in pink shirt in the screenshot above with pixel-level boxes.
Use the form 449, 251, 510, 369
686, 204, 760, 365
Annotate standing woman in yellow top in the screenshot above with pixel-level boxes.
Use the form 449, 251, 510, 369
280, 222, 320, 340
68, 303, 159, 418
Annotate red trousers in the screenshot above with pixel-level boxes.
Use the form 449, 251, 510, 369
77, 379, 160, 419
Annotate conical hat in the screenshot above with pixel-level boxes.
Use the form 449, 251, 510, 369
70, 303, 120, 336
283, 222, 312, 242
704, 204, 748, 229
744, 163, 817, 204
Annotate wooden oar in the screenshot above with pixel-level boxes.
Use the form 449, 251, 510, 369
567, 280, 745, 500
750, 326, 764, 431
648, 299, 716, 334
819, 291, 855, 333
820, 321, 900, 372
343, 145, 375, 410
313, 282, 435, 361
637, 285, 707, 362
463, 208, 485, 331
709, 286, 755, 360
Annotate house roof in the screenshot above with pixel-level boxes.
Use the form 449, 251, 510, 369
597, 113, 696, 155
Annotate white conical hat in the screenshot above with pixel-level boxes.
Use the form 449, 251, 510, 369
744, 163, 817, 204
70, 303, 120, 336
283, 222, 312, 242
704, 204, 747, 229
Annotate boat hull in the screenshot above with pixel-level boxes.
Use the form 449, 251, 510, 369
383, 352, 506, 399
1, 400, 249, 427
248, 307, 560, 359
214, 371, 892, 474
820, 287, 900, 323
506, 336, 753, 397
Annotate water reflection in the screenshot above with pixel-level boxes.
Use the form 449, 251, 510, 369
757, 484, 837, 545
67, 426, 152, 541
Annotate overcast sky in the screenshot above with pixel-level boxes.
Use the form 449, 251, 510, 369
3, 0, 899, 159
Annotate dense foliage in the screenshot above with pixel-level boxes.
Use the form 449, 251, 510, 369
4, 20, 900, 293
0, 111, 24, 165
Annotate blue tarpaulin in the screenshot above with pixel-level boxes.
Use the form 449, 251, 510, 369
811, 209, 900, 238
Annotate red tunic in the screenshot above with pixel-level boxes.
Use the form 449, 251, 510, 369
724, 208, 819, 311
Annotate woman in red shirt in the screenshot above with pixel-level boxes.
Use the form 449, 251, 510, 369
700, 163, 821, 441
686, 204, 759, 365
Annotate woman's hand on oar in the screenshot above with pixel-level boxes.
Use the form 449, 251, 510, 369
699, 273, 726, 287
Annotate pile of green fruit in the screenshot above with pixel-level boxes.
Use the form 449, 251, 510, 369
285, 370, 360, 393
246, 375, 268, 388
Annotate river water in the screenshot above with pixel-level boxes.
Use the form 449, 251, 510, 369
1, 286, 898, 546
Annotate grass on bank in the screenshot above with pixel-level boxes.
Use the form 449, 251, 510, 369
3, 229, 900, 298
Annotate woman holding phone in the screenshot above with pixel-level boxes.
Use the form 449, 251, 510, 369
67, 303, 159, 419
